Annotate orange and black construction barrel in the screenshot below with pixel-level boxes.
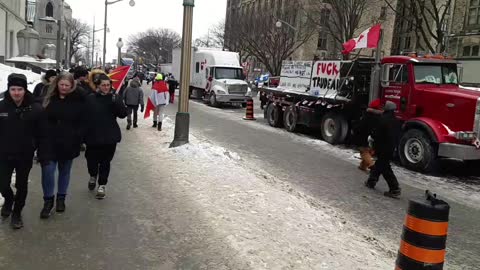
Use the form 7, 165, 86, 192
396, 190, 450, 270
243, 97, 256, 121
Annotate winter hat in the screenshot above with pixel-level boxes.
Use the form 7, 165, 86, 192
383, 101, 397, 112
368, 99, 382, 110
155, 73, 163, 81
74, 67, 89, 80
45, 69, 57, 81
7, 73, 28, 90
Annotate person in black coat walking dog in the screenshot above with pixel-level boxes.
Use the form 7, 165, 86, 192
85, 74, 128, 199
40, 72, 87, 218
365, 101, 402, 198
0, 73, 50, 229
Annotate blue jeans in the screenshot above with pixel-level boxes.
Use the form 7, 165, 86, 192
41, 160, 73, 199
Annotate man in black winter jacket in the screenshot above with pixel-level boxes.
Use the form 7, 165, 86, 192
365, 101, 402, 198
0, 73, 51, 229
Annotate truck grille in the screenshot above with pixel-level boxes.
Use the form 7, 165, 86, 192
228, 84, 247, 95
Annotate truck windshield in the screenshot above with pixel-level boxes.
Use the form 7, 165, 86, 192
215, 68, 244, 80
414, 64, 458, 85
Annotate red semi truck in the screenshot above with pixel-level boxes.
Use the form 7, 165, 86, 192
261, 55, 480, 172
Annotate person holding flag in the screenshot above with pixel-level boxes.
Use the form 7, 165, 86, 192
84, 74, 127, 199
144, 73, 170, 131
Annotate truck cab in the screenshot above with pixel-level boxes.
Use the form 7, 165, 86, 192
380, 55, 480, 171
190, 49, 249, 107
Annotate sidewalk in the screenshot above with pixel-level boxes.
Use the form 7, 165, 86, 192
0, 114, 395, 269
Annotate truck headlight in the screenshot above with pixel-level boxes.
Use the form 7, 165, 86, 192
217, 90, 226, 94
454, 131, 477, 140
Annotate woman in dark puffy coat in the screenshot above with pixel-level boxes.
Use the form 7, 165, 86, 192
40, 72, 86, 218
85, 74, 127, 199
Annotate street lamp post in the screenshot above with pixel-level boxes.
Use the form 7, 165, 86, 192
103, 0, 135, 70
92, 20, 107, 67
171, 0, 195, 148
116, 38, 123, 66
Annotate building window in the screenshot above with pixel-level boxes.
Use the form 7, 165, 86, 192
46, 2, 54, 17
463, 46, 471, 56
320, 9, 330, 26
472, 45, 480, 56
317, 32, 328, 50
379, 6, 387, 20
403, 37, 411, 50
469, 0, 480, 25
46, 24, 53, 34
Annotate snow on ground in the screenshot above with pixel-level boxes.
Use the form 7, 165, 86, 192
0, 63, 42, 93
191, 100, 480, 210
134, 115, 395, 269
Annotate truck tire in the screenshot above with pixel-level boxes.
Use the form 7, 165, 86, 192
209, 92, 218, 107
283, 106, 298, 132
320, 112, 349, 145
266, 103, 283, 127
399, 129, 437, 172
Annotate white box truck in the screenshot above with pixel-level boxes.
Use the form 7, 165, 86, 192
172, 47, 250, 107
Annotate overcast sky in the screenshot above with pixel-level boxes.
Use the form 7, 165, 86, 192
65, 0, 227, 62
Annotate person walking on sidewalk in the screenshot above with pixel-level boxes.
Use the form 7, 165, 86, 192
0, 74, 50, 229
167, 74, 178, 104
39, 72, 86, 218
33, 69, 57, 104
354, 99, 383, 172
365, 101, 402, 198
123, 78, 144, 130
149, 73, 170, 131
85, 74, 127, 199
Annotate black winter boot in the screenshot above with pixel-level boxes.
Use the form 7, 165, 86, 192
40, 197, 55, 219
133, 123, 138, 128
1, 199, 13, 218
11, 212, 23, 229
152, 121, 157, 128
56, 195, 66, 213
384, 189, 401, 198
157, 122, 162, 131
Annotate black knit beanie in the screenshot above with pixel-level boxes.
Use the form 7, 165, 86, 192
7, 73, 28, 90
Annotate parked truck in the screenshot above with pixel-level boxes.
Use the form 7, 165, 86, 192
261, 55, 480, 172
172, 47, 250, 107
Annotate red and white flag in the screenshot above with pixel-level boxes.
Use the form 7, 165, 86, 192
108, 65, 131, 92
342, 24, 382, 55
144, 80, 170, 119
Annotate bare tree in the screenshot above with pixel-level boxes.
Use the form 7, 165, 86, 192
194, 21, 225, 49
67, 18, 91, 63
232, 2, 316, 76
384, 0, 452, 53
306, 0, 369, 45
128, 28, 181, 65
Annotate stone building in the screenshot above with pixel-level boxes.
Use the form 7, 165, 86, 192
33, 0, 72, 62
0, 0, 27, 63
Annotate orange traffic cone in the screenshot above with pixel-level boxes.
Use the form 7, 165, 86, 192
243, 97, 256, 121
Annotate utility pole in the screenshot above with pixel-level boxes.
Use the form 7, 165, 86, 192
171, 0, 195, 147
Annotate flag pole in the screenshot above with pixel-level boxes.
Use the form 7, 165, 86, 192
369, 28, 383, 102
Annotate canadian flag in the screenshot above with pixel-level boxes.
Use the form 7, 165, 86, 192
144, 80, 170, 119
342, 24, 382, 55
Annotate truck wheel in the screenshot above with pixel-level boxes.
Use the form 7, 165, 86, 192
320, 112, 349, 145
283, 106, 298, 132
241, 103, 247, 108
399, 129, 437, 172
209, 92, 218, 107
266, 103, 283, 127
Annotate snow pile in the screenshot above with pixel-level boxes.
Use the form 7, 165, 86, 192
0, 63, 42, 93
134, 114, 394, 269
